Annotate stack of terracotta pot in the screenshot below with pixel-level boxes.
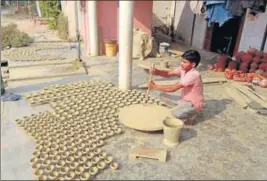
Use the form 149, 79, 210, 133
208, 48, 267, 85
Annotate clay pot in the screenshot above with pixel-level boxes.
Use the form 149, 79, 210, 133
89, 166, 99, 176
83, 161, 93, 169
249, 68, 256, 73
42, 159, 51, 167
80, 172, 91, 180
251, 62, 259, 69
262, 58, 267, 63
94, 148, 102, 155
34, 169, 44, 178
75, 166, 85, 175
56, 160, 65, 169
97, 161, 106, 170
65, 171, 76, 180
91, 156, 100, 164
259, 63, 267, 71
78, 156, 87, 164
227, 61, 237, 70
234, 51, 246, 60
49, 150, 58, 158
255, 50, 263, 58
66, 156, 75, 164
262, 72, 267, 78
241, 54, 253, 63
30, 157, 38, 165
40, 153, 49, 161
252, 57, 261, 64
74, 151, 83, 160
247, 48, 258, 56
70, 162, 79, 170
110, 162, 119, 170
45, 165, 55, 173
31, 163, 42, 170
86, 152, 95, 160
38, 175, 48, 180
104, 156, 113, 164
60, 166, 69, 175
99, 152, 107, 160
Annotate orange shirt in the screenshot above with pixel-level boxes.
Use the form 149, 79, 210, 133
173, 67, 204, 112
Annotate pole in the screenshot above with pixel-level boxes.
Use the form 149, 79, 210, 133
260, 22, 267, 51
190, 14, 196, 46
74, 1, 81, 62
118, 1, 134, 91
88, 1, 98, 56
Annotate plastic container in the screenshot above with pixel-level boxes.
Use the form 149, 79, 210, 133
104, 40, 117, 57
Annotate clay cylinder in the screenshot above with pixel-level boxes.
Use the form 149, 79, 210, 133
241, 54, 253, 63
162, 117, 184, 147
227, 61, 237, 70
247, 48, 257, 57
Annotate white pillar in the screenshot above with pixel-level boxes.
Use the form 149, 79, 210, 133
119, 1, 134, 91
88, 1, 98, 56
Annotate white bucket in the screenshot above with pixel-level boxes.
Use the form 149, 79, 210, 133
159, 42, 170, 54
162, 117, 184, 147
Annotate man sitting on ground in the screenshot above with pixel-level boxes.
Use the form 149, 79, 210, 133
148, 50, 204, 125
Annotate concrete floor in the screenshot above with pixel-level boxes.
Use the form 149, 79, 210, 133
1, 8, 267, 180
2, 56, 267, 180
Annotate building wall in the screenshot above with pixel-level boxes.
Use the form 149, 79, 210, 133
173, 1, 207, 49
152, 1, 173, 27
238, 8, 267, 52
80, 1, 153, 55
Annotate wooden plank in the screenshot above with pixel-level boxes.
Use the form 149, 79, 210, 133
129, 147, 167, 162
232, 83, 267, 108
225, 86, 248, 109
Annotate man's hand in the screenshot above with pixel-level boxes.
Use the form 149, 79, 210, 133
148, 80, 156, 89
149, 67, 158, 75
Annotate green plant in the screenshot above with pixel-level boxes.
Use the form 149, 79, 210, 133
57, 12, 69, 40
1, 23, 34, 49
39, 1, 61, 30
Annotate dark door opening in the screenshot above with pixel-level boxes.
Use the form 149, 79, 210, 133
209, 17, 242, 56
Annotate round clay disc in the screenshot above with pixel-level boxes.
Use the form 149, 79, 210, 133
119, 104, 171, 131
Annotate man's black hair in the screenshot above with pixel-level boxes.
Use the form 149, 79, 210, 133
181, 50, 201, 67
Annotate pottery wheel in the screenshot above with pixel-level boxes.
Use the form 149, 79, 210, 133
119, 104, 171, 131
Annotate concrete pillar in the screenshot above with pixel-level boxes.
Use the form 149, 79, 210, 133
88, 1, 98, 56
119, 1, 134, 91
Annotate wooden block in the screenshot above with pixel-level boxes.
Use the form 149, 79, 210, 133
129, 147, 167, 162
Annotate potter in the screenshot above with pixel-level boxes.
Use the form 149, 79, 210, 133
148, 50, 204, 125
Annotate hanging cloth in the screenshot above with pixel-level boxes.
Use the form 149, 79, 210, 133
204, 0, 233, 27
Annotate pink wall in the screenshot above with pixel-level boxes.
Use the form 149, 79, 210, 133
133, 1, 153, 35
97, 1, 118, 54
82, 1, 153, 55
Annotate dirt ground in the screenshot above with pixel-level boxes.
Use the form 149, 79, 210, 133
1, 7, 267, 180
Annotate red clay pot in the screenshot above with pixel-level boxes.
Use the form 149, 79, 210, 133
250, 62, 259, 69
241, 54, 253, 63
262, 72, 267, 78
247, 48, 258, 57
249, 68, 256, 73
255, 51, 263, 58
234, 51, 246, 60
259, 63, 267, 71
240, 68, 248, 73
252, 57, 261, 64
228, 61, 237, 70
261, 58, 267, 63
263, 52, 267, 58
240, 62, 249, 70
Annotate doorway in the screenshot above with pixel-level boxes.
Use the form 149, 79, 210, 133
204, 15, 245, 56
